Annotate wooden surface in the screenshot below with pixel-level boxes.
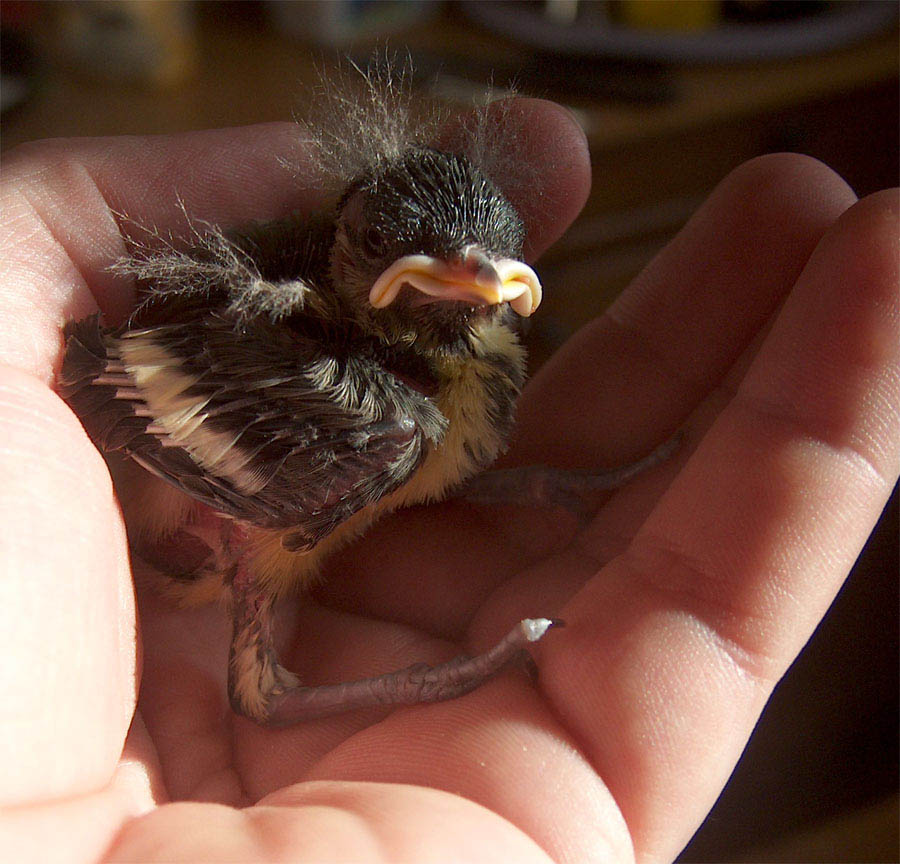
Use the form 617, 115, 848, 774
2, 8, 897, 153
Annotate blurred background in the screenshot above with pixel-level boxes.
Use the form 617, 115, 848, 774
2, 2, 897, 860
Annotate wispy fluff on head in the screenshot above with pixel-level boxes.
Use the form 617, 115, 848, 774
300, 52, 443, 186
298, 51, 535, 197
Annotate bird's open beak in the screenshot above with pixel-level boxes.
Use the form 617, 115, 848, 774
368, 245, 542, 317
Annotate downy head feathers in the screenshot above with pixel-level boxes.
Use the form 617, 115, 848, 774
297, 51, 535, 201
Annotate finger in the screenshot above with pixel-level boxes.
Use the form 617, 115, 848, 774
0, 367, 136, 807
105, 781, 553, 863
0, 122, 311, 380
540, 190, 899, 862
510, 153, 857, 468
300, 691, 626, 864
478, 98, 591, 261
0, 750, 155, 864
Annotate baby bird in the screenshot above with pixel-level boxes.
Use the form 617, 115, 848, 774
59, 66, 670, 724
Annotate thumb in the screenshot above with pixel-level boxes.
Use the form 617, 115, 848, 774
0, 366, 136, 807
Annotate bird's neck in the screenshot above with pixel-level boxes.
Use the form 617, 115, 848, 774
370, 338, 442, 397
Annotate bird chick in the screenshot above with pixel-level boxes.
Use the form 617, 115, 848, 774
58, 68, 670, 725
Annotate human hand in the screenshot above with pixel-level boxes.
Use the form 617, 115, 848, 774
1, 101, 896, 863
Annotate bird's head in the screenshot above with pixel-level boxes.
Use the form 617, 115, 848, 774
330, 148, 541, 353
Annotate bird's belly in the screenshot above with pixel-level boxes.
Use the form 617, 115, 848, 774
391, 328, 525, 508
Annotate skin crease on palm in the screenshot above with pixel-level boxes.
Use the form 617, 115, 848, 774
0, 96, 897, 864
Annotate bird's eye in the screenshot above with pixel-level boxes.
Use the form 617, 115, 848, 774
363, 227, 387, 258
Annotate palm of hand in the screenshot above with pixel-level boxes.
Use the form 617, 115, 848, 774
106, 391, 679, 863
2, 107, 897, 864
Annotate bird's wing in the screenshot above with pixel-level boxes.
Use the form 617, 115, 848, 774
118, 211, 339, 329
59, 314, 447, 547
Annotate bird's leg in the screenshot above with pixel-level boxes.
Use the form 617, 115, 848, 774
460, 433, 682, 519
262, 617, 563, 727
227, 547, 563, 725
228, 564, 300, 721
223, 430, 680, 725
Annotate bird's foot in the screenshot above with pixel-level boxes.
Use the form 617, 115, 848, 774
260, 617, 564, 726
461, 433, 683, 520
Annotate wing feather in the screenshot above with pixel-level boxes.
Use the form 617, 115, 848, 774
60, 314, 447, 545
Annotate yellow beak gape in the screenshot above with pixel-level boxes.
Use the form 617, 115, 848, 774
369, 249, 542, 317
